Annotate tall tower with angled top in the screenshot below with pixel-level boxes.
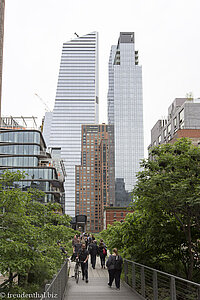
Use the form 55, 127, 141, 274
46, 32, 99, 216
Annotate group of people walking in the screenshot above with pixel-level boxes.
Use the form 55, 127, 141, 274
71, 233, 123, 289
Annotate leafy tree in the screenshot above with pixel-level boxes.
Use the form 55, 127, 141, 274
100, 138, 200, 282
134, 138, 200, 280
0, 170, 75, 291
100, 221, 124, 253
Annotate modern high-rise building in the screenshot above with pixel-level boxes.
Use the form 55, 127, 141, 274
42, 111, 53, 147
45, 32, 99, 216
75, 124, 115, 232
148, 97, 200, 151
0, 0, 5, 118
108, 32, 144, 206
0, 116, 66, 212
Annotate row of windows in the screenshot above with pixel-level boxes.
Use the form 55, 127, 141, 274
0, 168, 57, 180
0, 156, 38, 167
14, 180, 51, 191
55, 98, 95, 102
60, 59, 95, 63
56, 89, 95, 93
153, 109, 185, 146
59, 64, 96, 68
58, 74, 95, 78
0, 145, 40, 155
56, 93, 95, 97
55, 100, 95, 104
57, 84, 95, 87
0, 131, 41, 144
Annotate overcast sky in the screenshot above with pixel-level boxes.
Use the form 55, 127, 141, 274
2, 0, 200, 157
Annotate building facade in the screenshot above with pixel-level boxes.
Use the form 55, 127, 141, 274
108, 32, 144, 206
0, 117, 65, 211
0, 0, 5, 118
149, 98, 200, 150
44, 32, 99, 216
42, 111, 53, 147
104, 207, 133, 229
75, 124, 115, 232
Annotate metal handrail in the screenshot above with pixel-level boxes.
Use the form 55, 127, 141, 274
40, 259, 68, 300
124, 259, 200, 300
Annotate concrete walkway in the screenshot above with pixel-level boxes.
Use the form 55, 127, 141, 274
65, 257, 142, 300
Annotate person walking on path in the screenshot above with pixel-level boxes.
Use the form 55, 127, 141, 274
106, 248, 123, 290
98, 239, 107, 268
71, 235, 78, 261
72, 235, 78, 248
88, 240, 99, 269
77, 243, 89, 283
73, 237, 82, 258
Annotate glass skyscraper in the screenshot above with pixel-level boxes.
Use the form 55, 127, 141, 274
108, 32, 144, 205
0, 117, 65, 211
46, 32, 99, 216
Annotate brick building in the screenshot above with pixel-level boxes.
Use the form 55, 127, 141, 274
75, 124, 115, 232
170, 129, 200, 146
104, 207, 133, 229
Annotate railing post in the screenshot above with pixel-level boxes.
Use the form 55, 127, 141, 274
198, 286, 200, 300
153, 271, 158, 300
120, 259, 200, 300
141, 266, 145, 298
39, 260, 68, 300
132, 263, 136, 289
124, 260, 128, 283
59, 269, 62, 300
170, 277, 177, 300
45, 283, 50, 291
52, 274, 57, 300
44, 284, 50, 300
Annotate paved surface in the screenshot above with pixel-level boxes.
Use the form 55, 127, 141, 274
65, 257, 141, 300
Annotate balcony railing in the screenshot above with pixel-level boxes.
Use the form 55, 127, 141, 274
124, 259, 200, 300
40, 260, 68, 300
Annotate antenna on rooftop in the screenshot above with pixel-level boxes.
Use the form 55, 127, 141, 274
74, 32, 79, 38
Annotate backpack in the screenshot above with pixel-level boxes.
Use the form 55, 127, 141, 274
103, 247, 107, 255
88, 244, 92, 253
114, 256, 122, 270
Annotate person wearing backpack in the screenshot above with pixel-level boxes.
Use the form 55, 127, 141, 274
99, 239, 107, 268
106, 248, 123, 290
88, 240, 99, 269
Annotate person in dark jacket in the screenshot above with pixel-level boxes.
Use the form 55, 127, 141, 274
77, 243, 89, 283
88, 240, 99, 269
106, 248, 123, 290
98, 239, 107, 268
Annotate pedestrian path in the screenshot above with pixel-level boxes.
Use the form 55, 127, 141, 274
65, 257, 142, 300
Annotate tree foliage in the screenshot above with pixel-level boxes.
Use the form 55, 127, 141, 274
100, 138, 200, 281
0, 170, 75, 292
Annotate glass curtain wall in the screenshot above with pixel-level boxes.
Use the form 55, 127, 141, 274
47, 32, 99, 216
108, 33, 144, 204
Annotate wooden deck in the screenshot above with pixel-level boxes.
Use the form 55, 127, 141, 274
65, 257, 142, 300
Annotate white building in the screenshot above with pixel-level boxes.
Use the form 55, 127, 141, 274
108, 32, 144, 204
42, 112, 53, 147
44, 32, 99, 216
